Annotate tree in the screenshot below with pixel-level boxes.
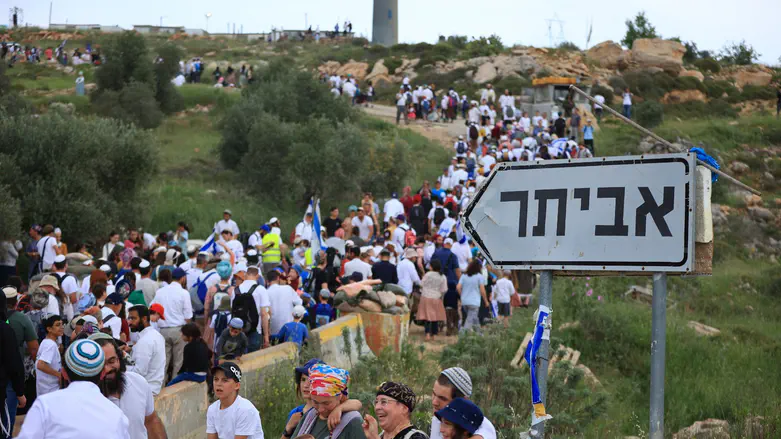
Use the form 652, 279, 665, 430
93, 31, 154, 92
154, 43, 185, 114
621, 11, 659, 48
0, 113, 157, 245
719, 40, 760, 66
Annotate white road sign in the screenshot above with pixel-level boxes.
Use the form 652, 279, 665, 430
462, 153, 696, 273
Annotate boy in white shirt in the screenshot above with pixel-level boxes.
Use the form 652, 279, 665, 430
494, 270, 516, 327
36, 315, 64, 397
206, 362, 264, 439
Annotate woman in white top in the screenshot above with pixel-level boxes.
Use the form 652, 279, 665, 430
623, 87, 633, 119
102, 231, 121, 260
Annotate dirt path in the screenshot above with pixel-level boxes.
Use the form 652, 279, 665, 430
362, 104, 464, 148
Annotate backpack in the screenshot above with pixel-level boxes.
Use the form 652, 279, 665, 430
77, 293, 96, 314
25, 309, 47, 342
504, 106, 514, 119
191, 272, 218, 314
455, 141, 467, 155
212, 310, 231, 340
231, 286, 259, 335
433, 207, 446, 227
238, 232, 251, 251
401, 224, 416, 248
468, 124, 479, 140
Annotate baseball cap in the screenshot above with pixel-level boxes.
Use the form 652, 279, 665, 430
149, 303, 166, 320
105, 293, 124, 305
269, 217, 279, 224
213, 362, 242, 382
319, 289, 331, 299
3, 286, 18, 299
260, 225, 271, 233
444, 238, 454, 246
229, 317, 244, 329
295, 358, 324, 376
293, 305, 306, 318
172, 268, 187, 279
348, 205, 358, 212
223, 209, 232, 215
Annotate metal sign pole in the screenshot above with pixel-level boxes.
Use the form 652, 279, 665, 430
533, 270, 553, 438
649, 272, 667, 439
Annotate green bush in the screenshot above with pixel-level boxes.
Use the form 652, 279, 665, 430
673, 75, 706, 92
621, 11, 659, 48
719, 40, 760, 66
608, 76, 628, 93
694, 57, 721, 73
494, 75, 531, 94
739, 85, 775, 101
463, 35, 504, 58
664, 99, 738, 119
92, 81, 164, 129
93, 31, 154, 92
351, 37, 369, 46
557, 41, 581, 51
154, 43, 185, 114
591, 84, 614, 106
0, 112, 157, 244
623, 71, 672, 99
383, 57, 403, 75
634, 100, 664, 127
703, 79, 738, 99
445, 35, 468, 50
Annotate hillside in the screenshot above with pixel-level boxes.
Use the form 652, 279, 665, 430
3, 28, 781, 437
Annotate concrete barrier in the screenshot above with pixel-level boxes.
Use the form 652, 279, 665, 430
347, 312, 409, 355
311, 314, 375, 369
154, 342, 299, 438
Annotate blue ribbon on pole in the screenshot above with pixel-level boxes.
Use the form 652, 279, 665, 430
523, 305, 553, 426
689, 147, 719, 182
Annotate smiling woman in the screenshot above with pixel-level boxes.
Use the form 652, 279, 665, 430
292, 364, 365, 439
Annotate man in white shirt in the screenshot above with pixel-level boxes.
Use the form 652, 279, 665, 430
396, 248, 421, 295
136, 260, 158, 305
127, 305, 166, 395
216, 209, 240, 236
17, 339, 131, 439
454, 136, 468, 159
36, 225, 58, 272
236, 267, 271, 350
468, 101, 480, 125
392, 215, 413, 251
220, 230, 244, 260
150, 268, 193, 383
94, 337, 167, 439
185, 252, 209, 290
450, 239, 472, 271
452, 164, 469, 187
268, 217, 282, 236
422, 86, 433, 101
593, 93, 605, 121
479, 151, 497, 170
342, 80, 357, 102
438, 212, 458, 238
351, 207, 374, 241
52, 255, 79, 321
265, 271, 302, 337
480, 83, 496, 104
101, 293, 124, 340
383, 192, 405, 224
429, 367, 497, 439
498, 89, 514, 110
437, 168, 454, 192
295, 213, 314, 243
344, 248, 372, 281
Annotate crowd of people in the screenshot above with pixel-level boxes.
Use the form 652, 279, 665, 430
1, 41, 101, 67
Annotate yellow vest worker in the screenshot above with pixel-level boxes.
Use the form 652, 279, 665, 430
262, 232, 281, 263
304, 247, 314, 268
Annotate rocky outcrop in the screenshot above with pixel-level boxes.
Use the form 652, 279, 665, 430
730, 67, 773, 88
492, 54, 539, 77
630, 38, 686, 76
673, 419, 730, 439
365, 59, 389, 81
473, 62, 498, 84
662, 89, 707, 104
687, 321, 721, 337
679, 69, 705, 81
317, 60, 370, 80
586, 41, 627, 70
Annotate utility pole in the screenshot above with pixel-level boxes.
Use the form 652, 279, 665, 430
205, 13, 211, 33
48, 2, 52, 27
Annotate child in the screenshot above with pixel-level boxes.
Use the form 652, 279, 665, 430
149, 303, 165, 331
276, 305, 309, 347
301, 293, 316, 328
315, 289, 333, 328
494, 270, 516, 327
215, 317, 248, 363
206, 362, 264, 439
209, 295, 232, 350
167, 323, 211, 386
36, 315, 63, 396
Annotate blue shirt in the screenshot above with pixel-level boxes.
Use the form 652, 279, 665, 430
277, 321, 308, 346
314, 303, 333, 328
430, 188, 445, 200
583, 125, 594, 140
432, 248, 460, 287
458, 273, 486, 307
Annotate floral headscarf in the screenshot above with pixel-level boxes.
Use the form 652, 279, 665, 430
309, 364, 350, 397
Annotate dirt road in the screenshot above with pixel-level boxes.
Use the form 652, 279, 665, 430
362, 104, 465, 149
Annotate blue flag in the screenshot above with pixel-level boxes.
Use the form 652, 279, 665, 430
199, 224, 219, 255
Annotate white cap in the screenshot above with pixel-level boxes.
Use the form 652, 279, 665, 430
234, 263, 248, 273
292, 305, 306, 318
345, 240, 355, 247
246, 249, 258, 257
154, 246, 167, 254
220, 253, 231, 261
458, 135, 464, 140
139, 259, 150, 269
187, 244, 199, 254
269, 217, 279, 224
54, 227, 62, 234
360, 246, 373, 255
166, 249, 181, 262
444, 238, 454, 246
54, 254, 66, 263
80, 315, 98, 325
99, 264, 112, 272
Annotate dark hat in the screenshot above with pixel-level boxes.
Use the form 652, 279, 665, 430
350, 272, 364, 282
435, 398, 484, 435
376, 381, 417, 412
172, 268, 187, 279
212, 361, 242, 382
295, 358, 324, 377
105, 292, 124, 305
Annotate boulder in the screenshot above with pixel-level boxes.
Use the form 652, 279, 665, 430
586, 41, 626, 70
492, 54, 539, 76
729, 161, 750, 174
630, 38, 686, 76
318, 60, 342, 75
369, 74, 394, 88
748, 207, 775, 222
336, 60, 369, 80
466, 56, 492, 68
679, 69, 705, 81
673, 419, 730, 439
731, 69, 773, 88
687, 321, 721, 337
662, 89, 707, 104
711, 204, 728, 226
365, 59, 389, 81
473, 62, 498, 84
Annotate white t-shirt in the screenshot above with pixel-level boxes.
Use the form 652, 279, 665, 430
109, 371, 155, 439
450, 241, 471, 271
383, 198, 405, 223
217, 219, 240, 236
102, 307, 123, 340
295, 221, 314, 242
438, 218, 457, 237
452, 169, 469, 185
430, 416, 496, 439
494, 278, 515, 304
206, 395, 264, 439
266, 284, 302, 335
36, 338, 61, 396
225, 239, 244, 260
44, 293, 60, 317
344, 258, 372, 280
594, 94, 605, 110
623, 92, 632, 106
351, 216, 374, 241
342, 81, 357, 97
37, 236, 58, 270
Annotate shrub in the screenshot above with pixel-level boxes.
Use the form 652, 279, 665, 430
93, 31, 154, 92
664, 99, 738, 119
92, 81, 164, 129
445, 35, 468, 50
634, 100, 664, 127
557, 41, 581, 52
154, 43, 185, 114
703, 79, 738, 99
0, 112, 156, 244
494, 75, 531, 94
623, 71, 673, 100
621, 11, 659, 48
463, 35, 504, 58
739, 85, 775, 101
591, 84, 614, 105
351, 37, 369, 46
694, 57, 721, 73
608, 76, 628, 94
383, 57, 403, 75
674, 75, 706, 92
719, 40, 760, 66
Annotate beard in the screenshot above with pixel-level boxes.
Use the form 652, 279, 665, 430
101, 369, 126, 397
130, 323, 144, 333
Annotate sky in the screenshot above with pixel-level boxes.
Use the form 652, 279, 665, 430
13, 0, 781, 65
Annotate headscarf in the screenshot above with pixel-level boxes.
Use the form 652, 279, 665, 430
216, 261, 232, 280
376, 381, 417, 412
119, 247, 137, 268
309, 364, 349, 397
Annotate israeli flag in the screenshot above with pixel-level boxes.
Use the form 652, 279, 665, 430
199, 223, 219, 255
307, 198, 327, 252
455, 219, 467, 244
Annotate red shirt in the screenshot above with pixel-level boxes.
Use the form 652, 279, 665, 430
400, 196, 414, 217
